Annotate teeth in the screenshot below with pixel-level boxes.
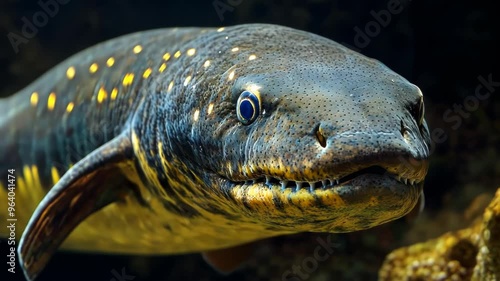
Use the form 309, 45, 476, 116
281, 180, 288, 189
240, 174, 419, 189
295, 182, 303, 192
265, 176, 271, 185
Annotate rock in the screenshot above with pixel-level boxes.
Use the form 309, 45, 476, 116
379, 188, 500, 281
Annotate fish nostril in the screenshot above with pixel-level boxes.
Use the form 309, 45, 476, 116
400, 120, 407, 136
400, 119, 412, 143
314, 124, 327, 148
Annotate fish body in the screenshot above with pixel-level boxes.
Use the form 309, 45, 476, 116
0, 24, 430, 280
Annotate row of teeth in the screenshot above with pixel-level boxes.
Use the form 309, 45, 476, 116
393, 176, 418, 185
244, 176, 341, 192
242, 175, 418, 191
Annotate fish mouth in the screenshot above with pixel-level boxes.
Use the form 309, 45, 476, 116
229, 165, 423, 192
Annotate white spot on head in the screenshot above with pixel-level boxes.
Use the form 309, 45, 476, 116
47, 92, 56, 111
66, 66, 76, 80
159, 63, 167, 73
231, 47, 239, 52
89, 63, 98, 74
184, 75, 192, 86
133, 45, 143, 54
203, 60, 211, 68
122, 73, 135, 86
66, 102, 74, 113
193, 109, 200, 121
111, 88, 118, 100
217, 27, 225, 32
187, 48, 196, 56
167, 81, 174, 92
207, 103, 214, 115
30, 92, 39, 107
142, 68, 152, 78
248, 54, 257, 61
228, 70, 235, 81
106, 57, 115, 67
97, 87, 107, 103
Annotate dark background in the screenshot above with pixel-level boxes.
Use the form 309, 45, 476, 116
1, 0, 499, 280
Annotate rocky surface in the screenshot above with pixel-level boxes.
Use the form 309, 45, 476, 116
380, 188, 500, 281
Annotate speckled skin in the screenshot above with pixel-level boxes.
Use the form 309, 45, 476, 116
379, 188, 500, 281
0, 24, 430, 280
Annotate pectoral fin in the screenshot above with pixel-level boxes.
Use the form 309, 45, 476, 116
18, 132, 144, 281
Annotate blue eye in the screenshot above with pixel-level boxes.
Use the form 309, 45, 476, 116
237, 90, 260, 125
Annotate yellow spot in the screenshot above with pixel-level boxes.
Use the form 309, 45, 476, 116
248, 54, 257, 61
163, 52, 171, 61
97, 87, 107, 103
47, 92, 56, 111
122, 73, 135, 86
30, 92, 39, 106
231, 47, 239, 52
193, 109, 200, 121
167, 81, 174, 92
187, 48, 196, 56
228, 70, 235, 81
23, 165, 33, 189
184, 75, 192, 86
66, 66, 76, 79
142, 68, 152, 79
51, 166, 60, 184
106, 57, 115, 67
31, 165, 40, 186
89, 63, 99, 73
203, 60, 211, 68
66, 102, 74, 113
207, 103, 214, 115
133, 45, 143, 54
174, 50, 181, 58
111, 88, 118, 100
158, 63, 167, 73
217, 27, 225, 32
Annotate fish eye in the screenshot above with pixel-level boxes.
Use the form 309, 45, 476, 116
237, 90, 260, 125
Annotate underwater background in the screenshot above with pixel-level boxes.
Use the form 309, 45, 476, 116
0, 0, 498, 280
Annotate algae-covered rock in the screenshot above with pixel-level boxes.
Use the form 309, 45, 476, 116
379, 188, 500, 281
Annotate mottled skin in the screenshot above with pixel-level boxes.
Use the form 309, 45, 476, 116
0, 24, 430, 280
